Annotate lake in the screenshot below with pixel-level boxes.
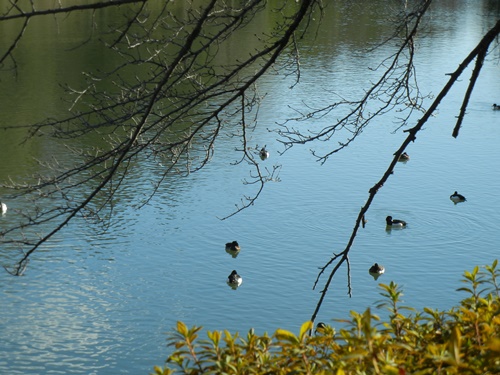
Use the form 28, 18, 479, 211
1, 1, 499, 374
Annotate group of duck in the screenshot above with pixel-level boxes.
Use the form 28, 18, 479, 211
225, 146, 270, 288
368, 152, 467, 280
226, 241, 243, 288
227, 146, 470, 285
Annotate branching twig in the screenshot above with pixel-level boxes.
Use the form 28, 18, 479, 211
310, 17, 500, 323
1, 0, 323, 274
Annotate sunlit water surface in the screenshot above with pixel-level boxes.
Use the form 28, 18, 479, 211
1, 2, 500, 374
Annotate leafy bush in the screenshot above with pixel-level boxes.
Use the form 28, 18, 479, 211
153, 260, 500, 374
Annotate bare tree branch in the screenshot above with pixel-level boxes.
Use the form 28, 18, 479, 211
0, 0, 146, 21
277, 0, 432, 162
1, 0, 322, 274
310, 16, 500, 324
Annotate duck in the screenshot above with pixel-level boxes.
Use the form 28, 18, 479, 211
493, 103, 500, 110
0, 201, 7, 214
369, 263, 385, 275
386, 215, 407, 228
259, 146, 270, 160
225, 241, 240, 252
398, 152, 410, 161
315, 322, 326, 334
450, 191, 466, 203
227, 270, 242, 286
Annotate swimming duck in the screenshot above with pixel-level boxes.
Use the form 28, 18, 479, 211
493, 103, 500, 110
386, 215, 407, 228
0, 201, 7, 214
225, 241, 240, 252
398, 152, 410, 161
259, 146, 270, 160
369, 263, 385, 275
450, 191, 466, 203
227, 270, 242, 286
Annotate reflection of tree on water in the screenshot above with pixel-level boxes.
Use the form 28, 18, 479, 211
0, 2, 499, 326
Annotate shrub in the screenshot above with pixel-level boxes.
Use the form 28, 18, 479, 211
153, 260, 500, 374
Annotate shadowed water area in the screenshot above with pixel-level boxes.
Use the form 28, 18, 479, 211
1, 1, 500, 374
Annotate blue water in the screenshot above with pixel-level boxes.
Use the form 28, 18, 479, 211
1, 2, 499, 374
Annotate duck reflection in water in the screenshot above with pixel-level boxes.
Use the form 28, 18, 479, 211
369, 263, 385, 280
398, 152, 410, 162
386, 216, 407, 231
227, 270, 242, 289
225, 241, 240, 258
259, 146, 269, 160
450, 191, 466, 204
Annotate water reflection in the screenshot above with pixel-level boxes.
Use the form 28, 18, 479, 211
225, 249, 240, 259
369, 263, 385, 281
1, 2, 500, 375
227, 270, 243, 290
385, 216, 408, 230
259, 146, 270, 161
226, 281, 241, 290
225, 241, 241, 258
398, 152, 410, 162
449, 191, 467, 204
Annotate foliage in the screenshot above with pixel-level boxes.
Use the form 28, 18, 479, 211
153, 261, 500, 375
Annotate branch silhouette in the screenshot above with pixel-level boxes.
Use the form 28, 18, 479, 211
310, 18, 500, 324
1, 0, 322, 274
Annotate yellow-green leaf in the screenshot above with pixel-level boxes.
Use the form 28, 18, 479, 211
488, 338, 500, 352
177, 321, 188, 337
299, 321, 313, 341
275, 328, 299, 344
208, 330, 221, 345
448, 326, 462, 364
